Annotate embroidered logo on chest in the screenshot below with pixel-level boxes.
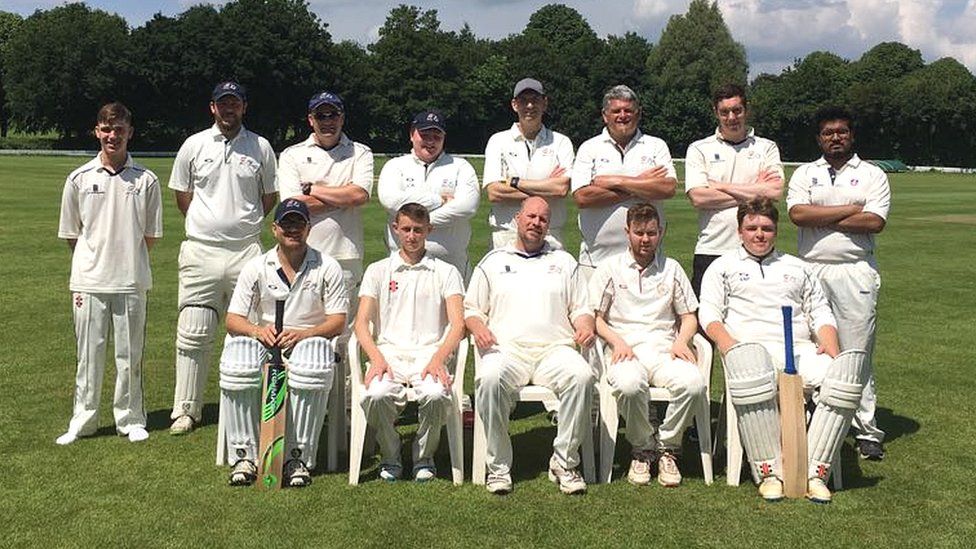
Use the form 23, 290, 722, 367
388, 280, 399, 292
738, 272, 751, 282
547, 265, 562, 275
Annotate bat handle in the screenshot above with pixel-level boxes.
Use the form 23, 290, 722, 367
272, 299, 285, 363
781, 305, 796, 375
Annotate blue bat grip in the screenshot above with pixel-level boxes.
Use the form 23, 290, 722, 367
782, 305, 796, 374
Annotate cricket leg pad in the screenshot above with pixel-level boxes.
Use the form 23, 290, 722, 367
173, 306, 219, 420
286, 337, 336, 470
808, 350, 867, 479
218, 336, 263, 466
725, 342, 781, 477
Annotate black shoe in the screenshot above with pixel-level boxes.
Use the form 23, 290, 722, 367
857, 439, 885, 461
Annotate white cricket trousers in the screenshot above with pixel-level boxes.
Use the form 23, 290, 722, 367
607, 345, 707, 451
809, 260, 884, 443
361, 345, 452, 466
67, 292, 147, 436
476, 345, 594, 476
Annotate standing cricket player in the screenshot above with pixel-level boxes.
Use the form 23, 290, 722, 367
168, 81, 278, 435
56, 102, 162, 445
377, 110, 479, 279
218, 199, 347, 487
483, 78, 574, 249
685, 83, 784, 296
465, 197, 596, 495
699, 198, 867, 503
571, 84, 677, 275
787, 106, 890, 461
590, 203, 705, 487
354, 203, 466, 482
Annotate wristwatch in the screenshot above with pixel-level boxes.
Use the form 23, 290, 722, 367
509, 176, 520, 189
301, 182, 312, 195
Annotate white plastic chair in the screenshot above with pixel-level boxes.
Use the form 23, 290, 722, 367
346, 333, 467, 485
596, 333, 714, 485
471, 338, 597, 485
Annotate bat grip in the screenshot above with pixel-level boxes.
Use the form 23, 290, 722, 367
781, 305, 796, 375
272, 300, 285, 364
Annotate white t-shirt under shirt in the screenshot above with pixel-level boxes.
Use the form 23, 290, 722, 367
58, 154, 163, 293
227, 247, 348, 330
168, 125, 277, 244
277, 133, 374, 262
571, 128, 676, 267
359, 252, 464, 351
684, 127, 784, 255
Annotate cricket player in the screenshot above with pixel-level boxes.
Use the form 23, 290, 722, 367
571, 84, 677, 274
483, 78, 574, 249
168, 81, 278, 435
699, 198, 867, 503
465, 197, 596, 495
277, 91, 373, 311
787, 106, 890, 461
377, 110, 479, 279
685, 83, 784, 296
590, 203, 705, 487
56, 102, 162, 445
354, 203, 465, 482
218, 199, 347, 487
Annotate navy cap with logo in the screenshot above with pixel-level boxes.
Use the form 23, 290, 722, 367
411, 110, 447, 133
308, 91, 344, 113
513, 78, 545, 98
212, 81, 247, 102
275, 198, 310, 224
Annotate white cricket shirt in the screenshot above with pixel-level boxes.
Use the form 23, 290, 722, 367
589, 251, 698, 353
228, 247, 348, 330
786, 154, 891, 263
360, 252, 464, 351
278, 133, 374, 261
58, 154, 163, 293
483, 124, 574, 240
571, 128, 677, 267
169, 125, 277, 244
685, 127, 784, 255
698, 247, 836, 346
377, 152, 479, 270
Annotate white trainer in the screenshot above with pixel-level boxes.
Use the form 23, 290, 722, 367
378, 463, 402, 482
627, 450, 654, 485
548, 456, 586, 495
284, 460, 312, 488
486, 473, 513, 495
229, 459, 258, 486
169, 415, 195, 436
758, 476, 784, 501
806, 477, 832, 504
657, 450, 682, 487
55, 431, 79, 446
127, 427, 149, 443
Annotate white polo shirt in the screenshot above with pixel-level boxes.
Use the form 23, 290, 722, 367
360, 251, 464, 351
58, 154, 163, 293
571, 128, 676, 267
277, 133, 374, 261
227, 247, 348, 330
465, 245, 590, 359
685, 127, 784, 255
483, 124, 574, 241
698, 247, 836, 346
786, 154, 891, 264
589, 251, 698, 354
377, 152, 479, 271
169, 125, 277, 245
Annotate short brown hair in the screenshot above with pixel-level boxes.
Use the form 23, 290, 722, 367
96, 102, 132, 126
395, 202, 430, 225
713, 83, 747, 108
626, 203, 660, 227
736, 198, 778, 227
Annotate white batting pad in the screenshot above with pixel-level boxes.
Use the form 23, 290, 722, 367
724, 342, 781, 477
284, 337, 336, 469
216, 335, 264, 466
807, 350, 867, 478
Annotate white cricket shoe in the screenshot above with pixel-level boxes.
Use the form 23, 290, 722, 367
127, 427, 149, 443
657, 450, 682, 487
548, 456, 586, 495
55, 431, 79, 445
229, 459, 257, 486
806, 477, 832, 504
169, 415, 195, 436
627, 450, 654, 485
413, 460, 437, 482
284, 459, 312, 488
378, 463, 402, 482
486, 473, 513, 495
758, 476, 784, 501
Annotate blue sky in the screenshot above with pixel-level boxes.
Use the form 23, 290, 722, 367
4, 1, 975, 78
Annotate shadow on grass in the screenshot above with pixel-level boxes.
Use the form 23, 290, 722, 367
875, 407, 920, 443
145, 402, 220, 432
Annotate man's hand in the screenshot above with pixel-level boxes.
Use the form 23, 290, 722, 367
363, 358, 393, 388
816, 340, 840, 359
277, 328, 312, 351
252, 324, 278, 348
573, 323, 595, 348
756, 169, 781, 185
471, 325, 497, 350
420, 356, 452, 388
610, 342, 636, 364
549, 165, 566, 178
671, 340, 697, 363
641, 165, 669, 180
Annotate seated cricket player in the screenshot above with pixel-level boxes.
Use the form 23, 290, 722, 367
465, 197, 596, 495
218, 199, 347, 487
353, 203, 466, 482
589, 203, 705, 487
698, 198, 867, 503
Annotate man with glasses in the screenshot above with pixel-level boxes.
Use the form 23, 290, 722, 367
786, 106, 891, 461
684, 83, 784, 296
168, 81, 278, 435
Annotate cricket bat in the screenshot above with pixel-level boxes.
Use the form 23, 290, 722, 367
258, 300, 287, 490
779, 305, 808, 498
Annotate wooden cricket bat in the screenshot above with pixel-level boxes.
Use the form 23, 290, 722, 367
258, 300, 287, 490
779, 305, 808, 498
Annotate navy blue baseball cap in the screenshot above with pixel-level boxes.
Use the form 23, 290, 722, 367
275, 199, 310, 224
212, 81, 246, 102
411, 110, 447, 133
308, 91, 344, 113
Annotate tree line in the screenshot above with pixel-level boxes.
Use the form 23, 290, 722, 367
1, 1, 975, 166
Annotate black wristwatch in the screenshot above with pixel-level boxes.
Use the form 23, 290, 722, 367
509, 176, 520, 189
301, 182, 312, 195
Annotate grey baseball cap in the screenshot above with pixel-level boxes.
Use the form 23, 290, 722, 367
513, 78, 545, 98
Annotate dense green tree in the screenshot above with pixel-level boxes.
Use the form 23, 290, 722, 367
0, 11, 23, 137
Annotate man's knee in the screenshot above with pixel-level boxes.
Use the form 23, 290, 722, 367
288, 337, 335, 392
219, 336, 263, 391
609, 361, 647, 399
177, 306, 219, 351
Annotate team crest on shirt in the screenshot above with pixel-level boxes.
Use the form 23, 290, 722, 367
640, 156, 652, 165
301, 279, 316, 292
811, 177, 821, 187
746, 151, 759, 159
306, 156, 313, 164
738, 272, 751, 282
501, 265, 516, 275
782, 273, 798, 285
124, 183, 142, 196
539, 148, 553, 157
547, 265, 562, 274
87, 184, 104, 195
598, 157, 611, 164
388, 280, 399, 292
850, 178, 859, 187
656, 283, 668, 296
713, 153, 722, 161
404, 177, 415, 187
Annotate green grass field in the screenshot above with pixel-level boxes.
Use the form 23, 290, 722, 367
2, 155, 974, 547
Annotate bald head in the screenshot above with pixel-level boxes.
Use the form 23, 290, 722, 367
515, 197, 551, 252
